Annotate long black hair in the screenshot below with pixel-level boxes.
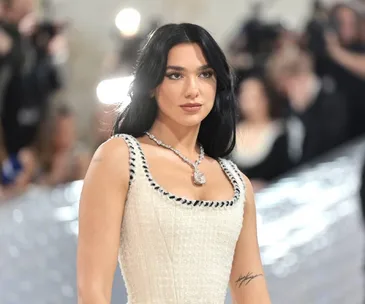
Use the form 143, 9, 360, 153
113, 23, 237, 158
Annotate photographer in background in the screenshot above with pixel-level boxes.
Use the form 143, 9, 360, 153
0, 0, 65, 197
0, 0, 38, 197
306, 2, 365, 139
228, 3, 285, 83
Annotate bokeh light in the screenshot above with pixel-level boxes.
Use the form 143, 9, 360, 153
115, 8, 141, 37
96, 75, 134, 107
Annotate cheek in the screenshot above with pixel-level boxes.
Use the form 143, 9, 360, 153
155, 83, 181, 106
239, 94, 247, 110
341, 17, 356, 34
203, 81, 217, 104
207, 79, 217, 94
243, 99, 256, 112
240, 90, 257, 106
257, 99, 269, 114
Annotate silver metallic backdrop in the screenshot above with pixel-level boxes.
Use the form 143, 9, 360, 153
1, 138, 364, 304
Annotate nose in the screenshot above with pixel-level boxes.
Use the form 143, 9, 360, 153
185, 77, 200, 99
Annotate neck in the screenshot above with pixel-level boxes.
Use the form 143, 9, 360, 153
148, 116, 200, 158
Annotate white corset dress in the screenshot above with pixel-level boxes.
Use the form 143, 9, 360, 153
115, 134, 246, 304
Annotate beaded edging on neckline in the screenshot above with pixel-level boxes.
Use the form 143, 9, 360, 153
111, 133, 245, 209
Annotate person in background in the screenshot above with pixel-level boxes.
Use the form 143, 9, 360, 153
38, 105, 91, 185
231, 74, 291, 192
0, 0, 63, 155
267, 47, 348, 165
0, 0, 38, 199
322, 4, 365, 138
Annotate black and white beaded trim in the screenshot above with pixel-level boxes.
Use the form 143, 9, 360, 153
229, 161, 246, 193
111, 134, 137, 186
111, 133, 242, 208
132, 137, 241, 209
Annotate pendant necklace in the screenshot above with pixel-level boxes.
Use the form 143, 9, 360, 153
145, 132, 206, 186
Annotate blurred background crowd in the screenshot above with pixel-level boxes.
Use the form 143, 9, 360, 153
229, 0, 365, 192
1, 0, 365, 303
1, 0, 365, 198
0, 0, 89, 198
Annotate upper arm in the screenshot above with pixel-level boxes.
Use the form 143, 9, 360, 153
77, 137, 130, 302
229, 174, 271, 304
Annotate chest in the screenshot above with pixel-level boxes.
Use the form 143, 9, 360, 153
144, 151, 236, 203
123, 188, 244, 255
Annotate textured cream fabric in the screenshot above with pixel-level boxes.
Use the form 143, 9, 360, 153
115, 134, 246, 304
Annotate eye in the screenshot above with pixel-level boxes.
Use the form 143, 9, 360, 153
166, 73, 183, 80
200, 70, 214, 78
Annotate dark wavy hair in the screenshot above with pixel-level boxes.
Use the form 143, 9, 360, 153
113, 23, 237, 158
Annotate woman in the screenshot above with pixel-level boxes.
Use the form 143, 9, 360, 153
77, 23, 271, 304
38, 105, 91, 185
231, 75, 291, 191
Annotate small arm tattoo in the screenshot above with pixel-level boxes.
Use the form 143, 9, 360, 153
236, 272, 263, 287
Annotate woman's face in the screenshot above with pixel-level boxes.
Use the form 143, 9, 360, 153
239, 78, 270, 121
154, 43, 217, 128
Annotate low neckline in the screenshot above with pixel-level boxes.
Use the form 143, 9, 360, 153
131, 135, 243, 208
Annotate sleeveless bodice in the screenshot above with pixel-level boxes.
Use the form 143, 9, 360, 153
115, 134, 246, 304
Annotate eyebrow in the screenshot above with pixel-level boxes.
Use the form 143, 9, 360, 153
165, 64, 212, 71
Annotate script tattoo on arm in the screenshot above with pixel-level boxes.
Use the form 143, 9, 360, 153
235, 272, 263, 287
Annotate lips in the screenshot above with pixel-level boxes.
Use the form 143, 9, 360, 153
180, 103, 202, 113
180, 103, 202, 108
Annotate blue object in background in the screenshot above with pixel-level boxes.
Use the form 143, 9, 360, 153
1, 154, 23, 185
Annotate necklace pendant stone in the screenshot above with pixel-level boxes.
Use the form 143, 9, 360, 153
193, 170, 206, 186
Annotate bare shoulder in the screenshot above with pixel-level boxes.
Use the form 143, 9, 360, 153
92, 136, 129, 162
85, 137, 130, 188
241, 173, 255, 205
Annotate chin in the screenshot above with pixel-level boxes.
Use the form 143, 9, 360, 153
176, 114, 209, 127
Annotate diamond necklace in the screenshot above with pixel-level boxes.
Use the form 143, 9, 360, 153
145, 132, 206, 186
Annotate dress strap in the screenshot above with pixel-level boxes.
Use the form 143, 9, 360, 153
110, 133, 144, 186
221, 158, 246, 201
